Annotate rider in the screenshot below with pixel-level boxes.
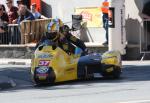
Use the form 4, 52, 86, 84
41, 18, 88, 55
59, 24, 88, 54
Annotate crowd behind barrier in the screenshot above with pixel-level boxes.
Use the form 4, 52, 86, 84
0, 18, 52, 45
1, 19, 149, 48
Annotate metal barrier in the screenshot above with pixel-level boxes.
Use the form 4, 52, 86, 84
0, 24, 20, 45
140, 19, 150, 60
20, 19, 52, 44
8, 24, 21, 44
0, 18, 88, 45
0, 19, 52, 45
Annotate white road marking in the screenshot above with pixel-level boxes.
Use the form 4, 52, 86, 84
119, 100, 150, 103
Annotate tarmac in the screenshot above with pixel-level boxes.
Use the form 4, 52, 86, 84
0, 59, 150, 90
0, 59, 31, 90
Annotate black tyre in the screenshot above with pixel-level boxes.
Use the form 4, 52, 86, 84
101, 66, 122, 79
111, 66, 122, 79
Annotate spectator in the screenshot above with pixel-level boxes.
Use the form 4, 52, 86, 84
17, 4, 35, 24
101, 0, 109, 45
30, 3, 41, 19
0, 4, 9, 44
141, 1, 150, 32
141, 1, 150, 19
1, 4, 6, 12
16, 0, 23, 7
30, 3, 47, 19
0, 4, 9, 32
6, 0, 18, 24
141, 1, 150, 33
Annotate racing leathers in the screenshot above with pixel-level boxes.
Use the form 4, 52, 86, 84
36, 30, 87, 55
56, 24, 87, 54
36, 21, 87, 55
58, 31, 87, 54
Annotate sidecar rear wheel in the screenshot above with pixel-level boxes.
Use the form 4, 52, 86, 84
101, 66, 122, 79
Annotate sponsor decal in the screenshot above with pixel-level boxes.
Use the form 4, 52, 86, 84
37, 53, 53, 58
38, 75, 47, 80
36, 67, 48, 80
36, 73, 48, 77
75, 7, 102, 27
36, 67, 49, 73
39, 60, 50, 66
80, 11, 93, 21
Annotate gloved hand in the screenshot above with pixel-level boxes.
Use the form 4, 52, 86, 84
81, 48, 88, 56
85, 48, 89, 54
52, 44, 57, 50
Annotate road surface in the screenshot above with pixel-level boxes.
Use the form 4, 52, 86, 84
0, 61, 150, 103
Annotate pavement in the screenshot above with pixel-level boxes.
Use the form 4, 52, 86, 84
122, 60, 150, 66
0, 59, 30, 90
0, 59, 31, 65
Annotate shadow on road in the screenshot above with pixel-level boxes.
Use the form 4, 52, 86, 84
122, 65, 150, 81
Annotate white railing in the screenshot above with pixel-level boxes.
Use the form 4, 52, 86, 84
140, 19, 150, 60
140, 19, 150, 53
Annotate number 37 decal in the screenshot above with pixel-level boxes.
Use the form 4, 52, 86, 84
39, 60, 50, 66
